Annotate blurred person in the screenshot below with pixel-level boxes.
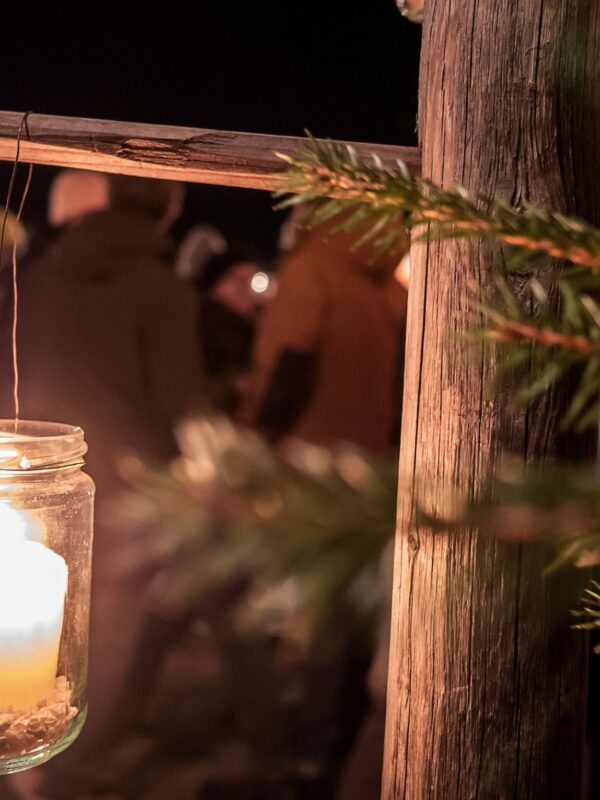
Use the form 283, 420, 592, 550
23, 169, 111, 269
176, 229, 276, 415
338, 255, 411, 800
277, 202, 306, 255
0, 174, 201, 493
193, 247, 275, 414
239, 213, 409, 798
0, 171, 110, 323
0, 206, 27, 271
1, 174, 204, 800
244, 214, 409, 452
175, 225, 258, 412
174, 223, 228, 282
335, 545, 394, 800
48, 169, 110, 229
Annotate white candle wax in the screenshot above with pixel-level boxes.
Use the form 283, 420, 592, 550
0, 506, 68, 712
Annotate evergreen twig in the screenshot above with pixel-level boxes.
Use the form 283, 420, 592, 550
276, 135, 600, 269
489, 319, 600, 355
114, 417, 397, 643
112, 137, 600, 655
572, 581, 600, 652
476, 274, 600, 430
276, 136, 600, 430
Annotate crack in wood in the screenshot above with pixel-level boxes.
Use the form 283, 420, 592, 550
0, 112, 421, 190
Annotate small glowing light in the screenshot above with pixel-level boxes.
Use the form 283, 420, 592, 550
251, 271, 270, 294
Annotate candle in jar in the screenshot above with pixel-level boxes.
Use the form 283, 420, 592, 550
0, 505, 68, 712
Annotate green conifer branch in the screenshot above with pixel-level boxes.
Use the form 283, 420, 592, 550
114, 418, 397, 642
277, 136, 600, 431
276, 135, 600, 269
572, 581, 600, 651
475, 275, 600, 430
111, 137, 600, 653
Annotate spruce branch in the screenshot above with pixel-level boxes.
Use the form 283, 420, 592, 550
572, 581, 600, 651
276, 136, 600, 269
488, 319, 600, 355
113, 416, 397, 643
116, 418, 600, 653
417, 461, 600, 567
476, 275, 600, 430
418, 460, 600, 645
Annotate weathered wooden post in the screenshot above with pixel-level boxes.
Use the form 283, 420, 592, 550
382, 3, 600, 799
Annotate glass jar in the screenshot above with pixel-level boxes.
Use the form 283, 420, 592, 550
0, 420, 94, 775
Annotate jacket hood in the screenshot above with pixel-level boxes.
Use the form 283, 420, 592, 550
42, 208, 174, 281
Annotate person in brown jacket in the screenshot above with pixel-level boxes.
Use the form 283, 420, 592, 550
0, 174, 202, 495
242, 214, 409, 799
245, 214, 408, 453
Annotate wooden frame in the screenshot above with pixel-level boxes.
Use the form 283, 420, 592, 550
0, 111, 421, 191
0, 15, 596, 790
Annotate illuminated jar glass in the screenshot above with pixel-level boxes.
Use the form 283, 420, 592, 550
0, 421, 94, 775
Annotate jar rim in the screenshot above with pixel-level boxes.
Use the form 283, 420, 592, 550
0, 420, 87, 471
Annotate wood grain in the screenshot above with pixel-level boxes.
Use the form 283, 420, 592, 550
0, 111, 420, 191
382, 2, 600, 798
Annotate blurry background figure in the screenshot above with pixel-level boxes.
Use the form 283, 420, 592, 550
3, 174, 204, 800
196, 248, 274, 415
244, 213, 409, 452
0, 173, 202, 495
337, 250, 410, 800
0, 171, 110, 322
175, 223, 228, 282
48, 169, 110, 228
22, 170, 111, 270
336, 248, 410, 800
0, 206, 28, 270
178, 230, 276, 415
336, 544, 393, 800
237, 212, 410, 800
276, 202, 306, 255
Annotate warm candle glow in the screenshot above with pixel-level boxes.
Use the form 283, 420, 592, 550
0, 505, 68, 712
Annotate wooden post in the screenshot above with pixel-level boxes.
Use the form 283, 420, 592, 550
383, 3, 600, 799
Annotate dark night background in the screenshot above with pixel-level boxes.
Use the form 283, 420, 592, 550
2, 1, 421, 259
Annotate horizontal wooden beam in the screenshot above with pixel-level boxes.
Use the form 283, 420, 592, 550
0, 111, 421, 192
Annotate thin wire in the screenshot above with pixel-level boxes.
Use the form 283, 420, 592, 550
11, 162, 33, 430
0, 111, 33, 432
0, 115, 29, 286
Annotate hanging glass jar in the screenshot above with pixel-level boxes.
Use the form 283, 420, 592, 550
0, 420, 94, 775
